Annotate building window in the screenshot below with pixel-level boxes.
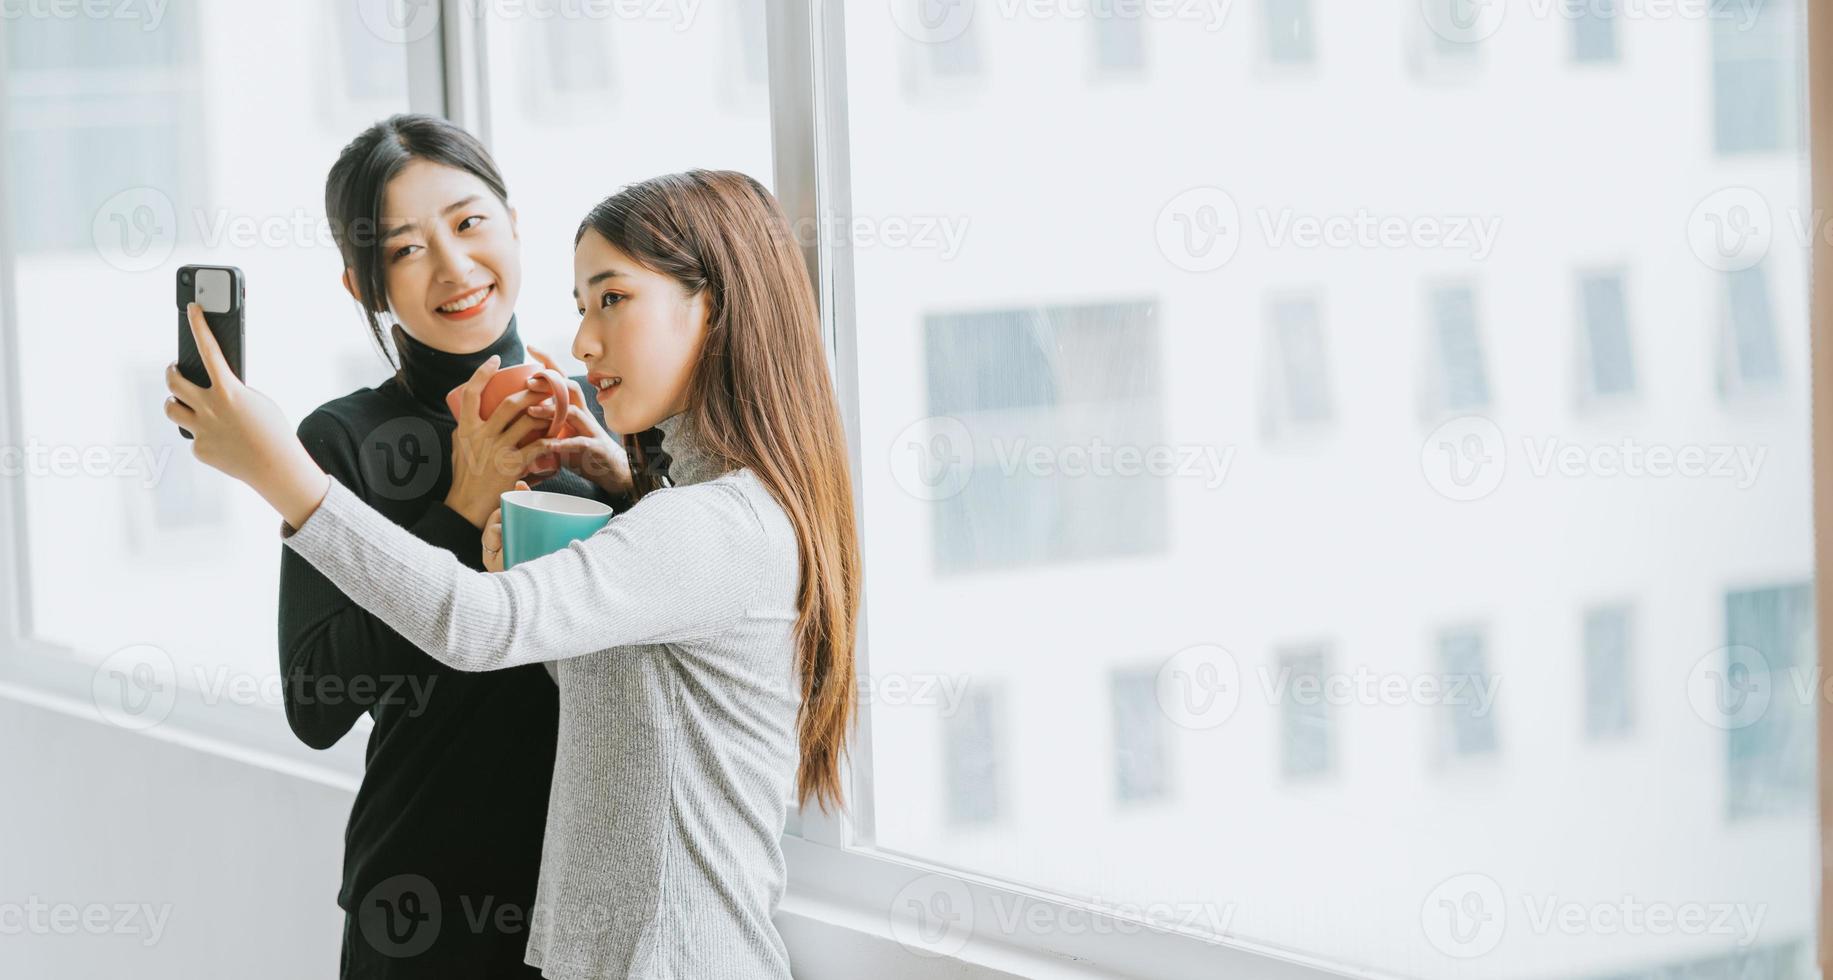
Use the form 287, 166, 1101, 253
945, 685, 1003, 826
1279, 646, 1332, 779
1264, 0, 1315, 65
4, 9, 200, 254
924, 301, 1166, 574
1092, 16, 1146, 74
1568, 0, 1618, 63
1711, 0, 1801, 154
336, 0, 412, 101
1578, 271, 1636, 402
1726, 584, 1813, 819
543, 15, 614, 94
1426, 283, 1491, 416
1437, 626, 1498, 760
1719, 263, 1783, 395
1262, 293, 1333, 437
1582, 605, 1634, 740
1111, 668, 1169, 802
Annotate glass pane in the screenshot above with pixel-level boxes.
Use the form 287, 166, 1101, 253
479, 0, 774, 359
847, 1, 1815, 975
4, 0, 411, 685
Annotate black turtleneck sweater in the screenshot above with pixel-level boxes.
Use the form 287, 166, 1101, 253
276, 318, 644, 978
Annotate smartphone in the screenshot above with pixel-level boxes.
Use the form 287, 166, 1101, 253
175, 265, 246, 439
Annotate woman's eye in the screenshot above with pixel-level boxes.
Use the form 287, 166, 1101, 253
457, 215, 485, 232
391, 244, 419, 261
599, 292, 622, 309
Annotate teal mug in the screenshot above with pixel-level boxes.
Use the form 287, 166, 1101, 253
499, 489, 614, 569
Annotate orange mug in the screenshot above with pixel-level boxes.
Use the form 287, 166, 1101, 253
445, 363, 581, 477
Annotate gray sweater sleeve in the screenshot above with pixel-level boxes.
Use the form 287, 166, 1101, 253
282, 477, 769, 671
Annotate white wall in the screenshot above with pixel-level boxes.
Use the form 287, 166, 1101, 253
0, 692, 1042, 980
0, 697, 348, 980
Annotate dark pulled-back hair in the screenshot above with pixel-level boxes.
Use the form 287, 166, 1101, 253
324, 113, 510, 372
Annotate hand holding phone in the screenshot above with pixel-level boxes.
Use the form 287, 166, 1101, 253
175, 265, 246, 439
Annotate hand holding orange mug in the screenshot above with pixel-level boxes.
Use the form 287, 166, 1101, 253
442, 355, 580, 528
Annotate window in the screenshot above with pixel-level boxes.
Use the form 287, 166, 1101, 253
1262, 292, 1333, 437
1726, 584, 1813, 819
944, 684, 1003, 826
1437, 626, 1498, 761
1712, 0, 1802, 155
1568, 0, 1618, 64
479, 1, 774, 358
1720, 263, 1784, 394
1582, 605, 1634, 740
1412, 0, 1488, 76
1, 2, 1819, 977
1278, 645, 1332, 779
1110, 667, 1170, 802
2, 0, 410, 695
1091, 17, 1146, 75
923, 301, 1167, 574
1578, 271, 1636, 402
894, 0, 983, 94
1426, 282, 1491, 415
839, 3, 1813, 974
542, 16, 614, 94
725, 0, 769, 102
1264, 0, 1315, 65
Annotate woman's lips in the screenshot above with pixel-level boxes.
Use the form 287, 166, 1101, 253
434, 284, 495, 321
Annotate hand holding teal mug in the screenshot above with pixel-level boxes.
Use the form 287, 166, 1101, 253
498, 489, 614, 569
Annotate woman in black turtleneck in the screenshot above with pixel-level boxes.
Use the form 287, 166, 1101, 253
278, 115, 657, 979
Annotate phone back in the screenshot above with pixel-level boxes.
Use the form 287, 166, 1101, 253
176, 265, 245, 388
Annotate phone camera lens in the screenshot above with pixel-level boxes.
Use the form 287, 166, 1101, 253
179, 271, 192, 285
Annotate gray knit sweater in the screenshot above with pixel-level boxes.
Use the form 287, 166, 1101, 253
283, 413, 802, 980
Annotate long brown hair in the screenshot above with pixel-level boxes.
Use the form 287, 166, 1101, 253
577, 171, 860, 812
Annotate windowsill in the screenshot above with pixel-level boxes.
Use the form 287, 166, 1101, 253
0, 639, 364, 793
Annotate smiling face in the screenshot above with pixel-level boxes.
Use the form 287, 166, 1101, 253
357, 159, 521, 354
571, 228, 710, 435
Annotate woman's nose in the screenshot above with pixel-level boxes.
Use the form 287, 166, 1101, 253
571, 323, 598, 364
428, 241, 476, 283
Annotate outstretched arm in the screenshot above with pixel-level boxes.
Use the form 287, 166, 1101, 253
282, 477, 766, 671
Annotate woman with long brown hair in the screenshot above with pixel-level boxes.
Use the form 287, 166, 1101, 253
162, 170, 860, 979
